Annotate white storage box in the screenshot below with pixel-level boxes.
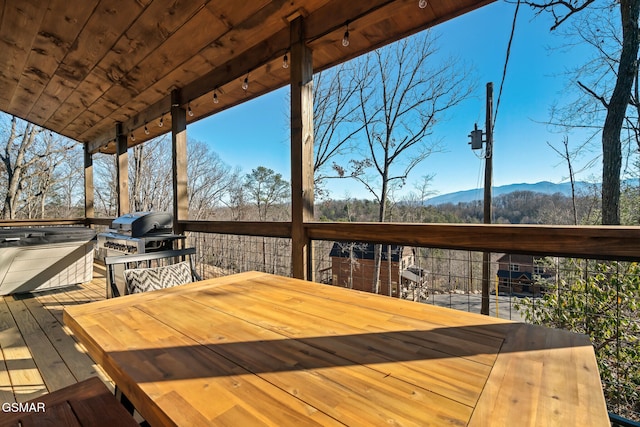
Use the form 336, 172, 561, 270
0, 227, 95, 295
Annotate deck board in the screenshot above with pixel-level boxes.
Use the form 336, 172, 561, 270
21, 297, 110, 388
0, 298, 46, 402
0, 264, 111, 401
4, 297, 77, 392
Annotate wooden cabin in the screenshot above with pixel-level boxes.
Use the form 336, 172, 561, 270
496, 253, 554, 296
329, 243, 419, 296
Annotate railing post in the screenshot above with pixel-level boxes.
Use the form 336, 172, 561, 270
289, 15, 314, 280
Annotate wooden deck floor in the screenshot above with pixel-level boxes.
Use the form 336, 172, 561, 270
0, 264, 112, 403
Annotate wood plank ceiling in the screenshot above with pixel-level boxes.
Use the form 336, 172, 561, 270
0, 0, 494, 154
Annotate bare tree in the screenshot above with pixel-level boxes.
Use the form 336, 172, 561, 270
23, 139, 75, 218
400, 174, 437, 222
313, 63, 373, 197
1, 117, 40, 219
547, 136, 579, 224
187, 140, 240, 220
97, 136, 239, 218
348, 32, 473, 223
93, 153, 118, 217
338, 31, 474, 293
130, 137, 172, 213
525, 0, 640, 224
0, 116, 77, 219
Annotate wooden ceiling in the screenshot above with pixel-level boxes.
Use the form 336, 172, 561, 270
0, 0, 494, 154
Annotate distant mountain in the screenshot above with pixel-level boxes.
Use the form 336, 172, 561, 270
424, 181, 591, 206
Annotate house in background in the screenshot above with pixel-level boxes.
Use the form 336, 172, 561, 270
329, 242, 424, 297
496, 254, 554, 296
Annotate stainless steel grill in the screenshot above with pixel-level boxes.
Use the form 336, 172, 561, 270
97, 212, 184, 256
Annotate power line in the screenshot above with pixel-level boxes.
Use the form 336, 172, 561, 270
493, 0, 521, 132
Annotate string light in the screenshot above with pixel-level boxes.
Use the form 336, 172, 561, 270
242, 75, 249, 91
188, 103, 194, 117
418, 0, 427, 8
158, 116, 164, 127
144, 122, 149, 135
282, 53, 289, 69
342, 23, 350, 47
213, 89, 219, 104
130, 132, 135, 142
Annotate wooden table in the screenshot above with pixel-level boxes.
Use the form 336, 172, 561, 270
63, 271, 609, 426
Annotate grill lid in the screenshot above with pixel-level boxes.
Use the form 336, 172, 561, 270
110, 212, 172, 237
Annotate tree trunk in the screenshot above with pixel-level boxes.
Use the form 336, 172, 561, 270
372, 169, 389, 294
2, 120, 39, 219
132, 145, 144, 212
601, 0, 640, 225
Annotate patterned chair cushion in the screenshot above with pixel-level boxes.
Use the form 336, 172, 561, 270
123, 261, 193, 294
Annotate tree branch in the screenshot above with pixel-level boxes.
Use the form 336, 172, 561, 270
577, 80, 609, 109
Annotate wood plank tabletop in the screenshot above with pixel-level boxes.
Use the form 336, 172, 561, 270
63, 271, 609, 427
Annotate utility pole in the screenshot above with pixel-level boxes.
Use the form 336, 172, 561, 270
469, 82, 493, 315
482, 83, 493, 316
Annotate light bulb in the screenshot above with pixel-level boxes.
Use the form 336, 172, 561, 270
242, 76, 249, 90
342, 29, 350, 47
144, 124, 149, 135
188, 104, 194, 117
283, 53, 289, 69
158, 117, 164, 127
418, 0, 427, 8
130, 133, 135, 142
213, 91, 219, 104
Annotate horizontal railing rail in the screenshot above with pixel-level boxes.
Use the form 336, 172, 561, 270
0, 218, 87, 227
86, 217, 114, 227
181, 220, 291, 238
11, 218, 640, 262
305, 222, 640, 261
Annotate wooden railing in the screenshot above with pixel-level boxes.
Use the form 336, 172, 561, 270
181, 220, 291, 238
4, 218, 640, 262
304, 222, 640, 261
0, 218, 86, 227
180, 220, 640, 262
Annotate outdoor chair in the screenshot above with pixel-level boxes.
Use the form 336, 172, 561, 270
0, 376, 139, 427
105, 248, 201, 298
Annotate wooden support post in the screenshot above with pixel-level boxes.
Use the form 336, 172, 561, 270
171, 89, 188, 236
115, 123, 129, 216
290, 16, 314, 280
83, 144, 94, 221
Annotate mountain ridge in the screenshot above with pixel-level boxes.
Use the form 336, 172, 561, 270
424, 181, 591, 205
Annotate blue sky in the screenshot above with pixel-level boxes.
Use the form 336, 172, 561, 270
189, 1, 601, 199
